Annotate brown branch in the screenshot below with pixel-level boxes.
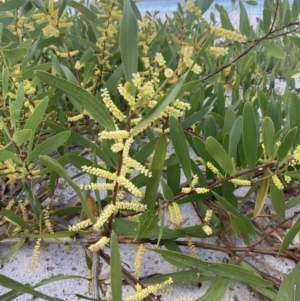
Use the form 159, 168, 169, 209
235, 211, 300, 264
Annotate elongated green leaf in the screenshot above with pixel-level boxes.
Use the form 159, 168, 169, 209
253, 168, 270, 218
132, 72, 187, 134
196, 276, 230, 301
39, 155, 96, 222
0, 238, 26, 265
5, 48, 28, 65
0, 0, 27, 11
28, 131, 71, 160
69, 1, 97, 20
270, 179, 285, 218
206, 136, 235, 175
170, 116, 191, 184
144, 135, 167, 209
239, 1, 251, 37
181, 107, 210, 130
18, 63, 52, 81
0, 274, 86, 301
24, 97, 49, 132
276, 264, 300, 301
262, 117, 275, 159
151, 249, 272, 287
0, 274, 64, 301
289, 94, 300, 147
2, 67, 9, 97
279, 217, 300, 254
79, 47, 94, 65
292, 0, 300, 21
110, 232, 122, 301
1, 208, 32, 231
161, 180, 174, 201
243, 102, 258, 168
262, 41, 286, 59
135, 209, 159, 240
277, 127, 298, 162
112, 218, 182, 239
120, 0, 137, 84
228, 116, 243, 161
0, 150, 16, 161
133, 137, 158, 163
35, 71, 115, 130
213, 192, 256, 238
167, 157, 181, 194
141, 270, 212, 285
13, 129, 32, 146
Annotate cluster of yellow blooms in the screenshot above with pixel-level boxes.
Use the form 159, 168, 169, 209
7, 14, 35, 37
182, 174, 210, 195
33, 0, 72, 37
185, 1, 202, 17
181, 46, 202, 74
69, 201, 148, 232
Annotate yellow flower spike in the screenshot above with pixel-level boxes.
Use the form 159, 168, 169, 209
208, 46, 229, 57
99, 130, 129, 141
204, 209, 213, 223
101, 88, 126, 122
206, 162, 222, 177
124, 277, 173, 301
88, 236, 110, 252
68, 219, 93, 232
134, 244, 146, 278
93, 204, 117, 231
195, 187, 210, 194
210, 26, 245, 42
43, 206, 54, 233
187, 236, 198, 258
181, 187, 192, 194
202, 224, 213, 235
30, 238, 42, 272
229, 179, 251, 186
272, 175, 284, 190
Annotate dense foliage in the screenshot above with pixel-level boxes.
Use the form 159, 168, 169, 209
1, 0, 300, 300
